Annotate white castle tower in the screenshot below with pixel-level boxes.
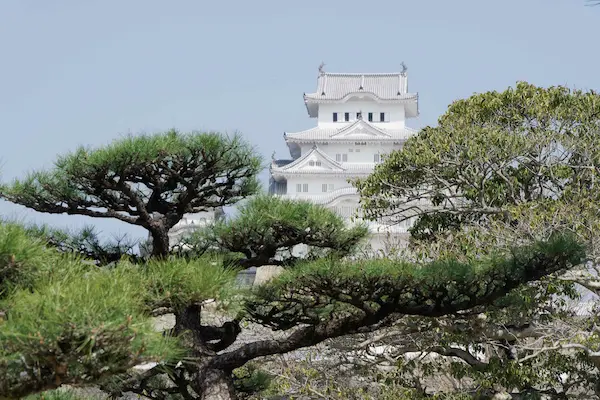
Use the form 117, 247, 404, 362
269, 64, 419, 251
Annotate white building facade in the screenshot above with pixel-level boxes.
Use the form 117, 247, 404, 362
269, 66, 420, 251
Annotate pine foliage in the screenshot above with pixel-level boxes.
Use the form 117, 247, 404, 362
179, 195, 369, 266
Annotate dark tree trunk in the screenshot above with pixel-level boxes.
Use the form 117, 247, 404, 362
150, 226, 170, 258
199, 369, 237, 400
174, 305, 238, 399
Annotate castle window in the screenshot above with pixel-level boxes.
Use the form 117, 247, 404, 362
356, 112, 362, 120
368, 112, 373, 122
336, 154, 348, 162
309, 161, 315, 166
344, 112, 350, 122
322, 183, 335, 192
379, 112, 385, 122
296, 183, 309, 193
333, 112, 338, 122
374, 153, 380, 163
315, 160, 321, 166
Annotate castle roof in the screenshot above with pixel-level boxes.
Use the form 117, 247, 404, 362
303, 71, 419, 118
285, 119, 417, 142
272, 145, 344, 173
304, 72, 413, 101
270, 145, 375, 179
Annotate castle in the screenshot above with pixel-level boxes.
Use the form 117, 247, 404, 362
268, 64, 419, 251
169, 65, 419, 252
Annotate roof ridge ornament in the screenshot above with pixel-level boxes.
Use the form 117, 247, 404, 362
398, 62, 408, 95
319, 62, 327, 95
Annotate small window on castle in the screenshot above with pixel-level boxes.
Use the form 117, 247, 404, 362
333, 112, 338, 122
309, 161, 315, 166
356, 148, 360, 153
368, 112, 373, 122
356, 112, 362, 120
315, 160, 321, 166
296, 183, 302, 192
349, 149, 354, 153
303, 183, 308, 192
379, 112, 385, 122
322, 184, 328, 192
344, 112, 350, 122
374, 154, 380, 163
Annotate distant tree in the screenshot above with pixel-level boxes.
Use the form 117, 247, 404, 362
354, 82, 600, 397
17, 223, 140, 265
0, 130, 262, 257
177, 195, 369, 267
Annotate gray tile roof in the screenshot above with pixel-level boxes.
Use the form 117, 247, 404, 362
285, 119, 417, 141
304, 72, 415, 101
272, 146, 344, 173
272, 159, 294, 167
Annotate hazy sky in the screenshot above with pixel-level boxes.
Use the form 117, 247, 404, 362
1, 0, 598, 241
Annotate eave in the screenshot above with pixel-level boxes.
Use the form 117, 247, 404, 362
304, 92, 419, 118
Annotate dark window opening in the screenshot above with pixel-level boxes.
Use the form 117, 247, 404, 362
368, 112, 373, 122
344, 112, 350, 122
333, 112, 338, 122
380, 112, 385, 122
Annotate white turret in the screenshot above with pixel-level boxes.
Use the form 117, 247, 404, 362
270, 65, 420, 251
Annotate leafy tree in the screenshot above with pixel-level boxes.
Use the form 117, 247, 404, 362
354, 82, 600, 397
17, 223, 140, 265
176, 195, 369, 267
0, 130, 262, 257
0, 129, 587, 400
0, 217, 584, 399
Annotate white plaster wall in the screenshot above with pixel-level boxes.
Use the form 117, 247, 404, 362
285, 176, 353, 196
299, 143, 402, 163
317, 101, 406, 128
325, 197, 362, 219
366, 232, 411, 256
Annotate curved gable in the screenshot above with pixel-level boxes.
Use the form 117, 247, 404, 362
331, 120, 392, 139
275, 146, 345, 173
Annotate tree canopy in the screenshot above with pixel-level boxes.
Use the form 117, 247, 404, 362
0, 219, 583, 399
0, 130, 262, 257
177, 195, 369, 267
352, 82, 600, 397
0, 122, 591, 399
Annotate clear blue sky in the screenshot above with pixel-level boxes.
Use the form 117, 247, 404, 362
1, 0, 598, 241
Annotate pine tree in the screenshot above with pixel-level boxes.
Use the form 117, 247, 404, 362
0, 130, 585, 399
